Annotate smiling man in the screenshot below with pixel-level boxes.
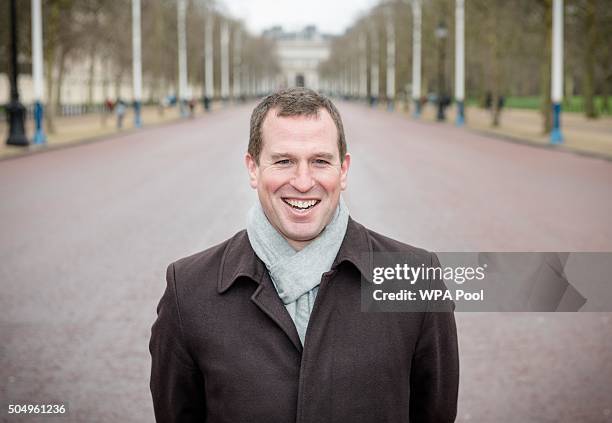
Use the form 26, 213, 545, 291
150, 88, 459, 423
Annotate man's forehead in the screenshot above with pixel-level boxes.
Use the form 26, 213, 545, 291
268, 151, 336, 160
263, 138, 338, 159
262, 107, 334, 128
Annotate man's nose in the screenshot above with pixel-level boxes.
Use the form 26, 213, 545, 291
290, 162, 315, 192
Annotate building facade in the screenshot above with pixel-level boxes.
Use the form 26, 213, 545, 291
263, 25, 331, 91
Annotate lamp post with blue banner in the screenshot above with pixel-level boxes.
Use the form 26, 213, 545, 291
31, 0, 46, 144
369, 22, 379, 106
435, 20, 448, 121
233, 29, 242, 100
411, 0, 422, 117
550, 0, 564, 144
385, 6, 395, 111
359, 33, 368, 102
177, 0, 188, 117
455, 0, 465, 126
6, 0, 29, 147
204, 10, 214, 110
220, 21, 230, 101
132, 0, 143, 127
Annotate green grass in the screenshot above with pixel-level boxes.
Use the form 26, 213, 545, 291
466, 96, 611, 115
504, 97, 541, 109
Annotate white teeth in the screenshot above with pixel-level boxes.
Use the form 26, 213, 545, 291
285, 199, 318, 209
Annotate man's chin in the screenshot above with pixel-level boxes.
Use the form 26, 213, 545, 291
280, 226, 323, 245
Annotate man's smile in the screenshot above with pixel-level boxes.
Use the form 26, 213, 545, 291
282, 198, 321, 211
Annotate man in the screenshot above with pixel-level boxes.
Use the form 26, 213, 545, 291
150, 88, 459, 422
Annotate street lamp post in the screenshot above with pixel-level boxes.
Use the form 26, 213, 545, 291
5, 0, 29, 147
550, 0, 564, 144
455, 0, 465, 126
32, 0, 46, 144
233, 29, 242, 101
220, 21, 230, 101
177, 0, 188, 117
369, 23, 379, 106
359, 33, 368, 101
435, 21, 448, 122
411, 0, 422, 117
204, 11, 214, 110
385, 6, 396, 111
132, 0, 143, 127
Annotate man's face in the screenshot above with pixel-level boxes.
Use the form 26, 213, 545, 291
246, 108, 350, 251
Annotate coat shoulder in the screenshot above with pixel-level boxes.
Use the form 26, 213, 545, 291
362, 224, 433, 263
169, 230, 248, 290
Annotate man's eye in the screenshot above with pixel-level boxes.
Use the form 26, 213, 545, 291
275, 159, 291, 165
313, 159, 331, 166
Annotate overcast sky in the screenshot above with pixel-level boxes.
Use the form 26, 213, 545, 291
220, 0, 379, 35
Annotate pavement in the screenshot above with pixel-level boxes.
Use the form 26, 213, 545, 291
414, 102, 612, 160
0, 104, 207, 161
2, 100, 612, 162
1, 102, 611, 422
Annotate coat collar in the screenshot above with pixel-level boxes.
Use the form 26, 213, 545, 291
217, 216, 372, 294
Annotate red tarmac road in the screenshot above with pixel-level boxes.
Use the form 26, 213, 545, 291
1, 102, 611, 422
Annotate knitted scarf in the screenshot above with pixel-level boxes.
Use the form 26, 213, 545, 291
246, 197, 349, 345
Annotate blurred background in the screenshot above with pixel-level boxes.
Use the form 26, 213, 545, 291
1, 0, 611, 422
1, 0, 611, 154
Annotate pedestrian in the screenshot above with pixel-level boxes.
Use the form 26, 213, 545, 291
149, 87, 459, 422
485, 91, 492, 109
105, 98, 114, 113
116, 99, 126, 129
497, 95, 505, 111
188, 98, 195, 117
102, 98, 114, 126
437, 93, 451, 121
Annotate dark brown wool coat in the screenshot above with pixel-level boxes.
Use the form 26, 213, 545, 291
150, 218, 459, 422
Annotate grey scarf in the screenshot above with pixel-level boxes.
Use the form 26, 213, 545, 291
246, 198, 349, 345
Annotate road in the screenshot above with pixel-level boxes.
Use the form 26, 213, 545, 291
1, 102, 611, 422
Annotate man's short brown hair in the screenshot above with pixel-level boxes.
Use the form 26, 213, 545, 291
248, 87, 347, 164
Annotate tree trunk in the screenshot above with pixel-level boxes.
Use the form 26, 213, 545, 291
603, 84, 610, 114
540, 0, 552, 134
101, 58, 110, 127
43, 2, 60, 134
54, 47, 68, 117
114, 71, 123, 100
583, 0, 598, 118
44, 49, 56, 134
565, 73, 574, 105
490, 3, 501, 127
87, 46, 96, 109
602, 55, 611, 113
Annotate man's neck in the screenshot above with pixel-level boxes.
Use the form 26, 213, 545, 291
286, 238, 310, 252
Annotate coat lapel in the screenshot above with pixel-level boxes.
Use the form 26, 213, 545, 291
250, 271, 303, 353
217, 230, 303, 353
217, 218, 371, 355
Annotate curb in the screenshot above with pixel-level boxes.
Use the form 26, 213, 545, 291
0, 115, 186, 162
466, 126, 612, 163
398, 109, 612, 163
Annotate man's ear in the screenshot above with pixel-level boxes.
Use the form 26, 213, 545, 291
245, 153, 259, 189
340, 153, 351, 191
